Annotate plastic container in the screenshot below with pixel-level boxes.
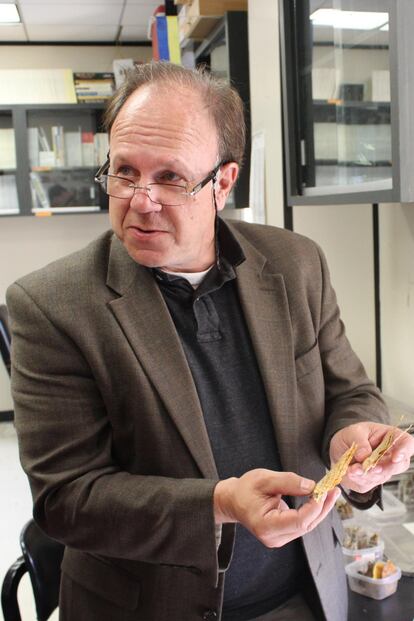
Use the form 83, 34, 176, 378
345, 559, 402, 600
341, 520, 384, 566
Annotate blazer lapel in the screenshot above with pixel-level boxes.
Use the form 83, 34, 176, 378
233, 231, 299, 475
106, 236, 217, 479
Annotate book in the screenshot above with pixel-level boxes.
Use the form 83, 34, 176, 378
38, 126, 51, 152
156, 16, 170, 61
30, 171, 50, 209
65, 130, 83, 167
94, 132, 109, 166
73, 72, 115, 103
28, 127, 39, 168
81, 131, 95, 166
113, 59, 135, 88
52, 125, 65, 167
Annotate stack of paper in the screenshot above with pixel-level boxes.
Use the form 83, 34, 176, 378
0, 129, 16, 169
0, 174, 19, 214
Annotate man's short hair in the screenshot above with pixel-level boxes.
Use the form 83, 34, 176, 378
103, 61, 246, 169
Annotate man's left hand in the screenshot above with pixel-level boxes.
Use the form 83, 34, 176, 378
330, 422, 414, 494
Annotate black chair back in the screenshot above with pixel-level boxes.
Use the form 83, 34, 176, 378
1, 519, 65, 621
0, 304, 11, 376
21, 520, 65, 621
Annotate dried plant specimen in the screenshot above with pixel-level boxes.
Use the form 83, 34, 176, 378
362, 424, 413, 473
362, 430, 395, 473
313, 443, 357, 502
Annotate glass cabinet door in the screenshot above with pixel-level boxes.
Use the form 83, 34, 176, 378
27, 108, 108, 213
0, 111, 19, 215
281, 0, 393, 202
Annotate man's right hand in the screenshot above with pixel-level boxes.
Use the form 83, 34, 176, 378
213, 469, 340, 548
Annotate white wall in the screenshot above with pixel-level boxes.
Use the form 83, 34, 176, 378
0, 213, 111, 410
247, 1, 377, 382
380, 203, 414, 404
293, 204, 376, 382
0, 45, 152, 72
247, 0, 284, 227
0, 44, 151, 412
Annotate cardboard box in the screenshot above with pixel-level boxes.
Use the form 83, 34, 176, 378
187, 0, 247, 18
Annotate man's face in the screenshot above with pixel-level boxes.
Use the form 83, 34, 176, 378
108, 84, 238, 272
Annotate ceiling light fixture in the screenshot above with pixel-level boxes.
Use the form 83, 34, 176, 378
0, 3, 20, 24
310, 9, 388, 31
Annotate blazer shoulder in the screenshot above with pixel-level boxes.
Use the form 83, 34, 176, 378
8, 230, 114, 303
226, 219, 322, 267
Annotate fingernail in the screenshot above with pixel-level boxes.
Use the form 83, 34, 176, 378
393, 453, 405, 463
301, 478, 315, 491
349, 469, 362, 478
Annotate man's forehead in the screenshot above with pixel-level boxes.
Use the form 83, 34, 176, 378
117, 83, 211, 126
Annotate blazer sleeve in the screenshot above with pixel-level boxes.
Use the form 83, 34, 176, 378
6, 281, 228, 585
314, 244, 390, 465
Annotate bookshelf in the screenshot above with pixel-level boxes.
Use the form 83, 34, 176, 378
0, 103, 108, 217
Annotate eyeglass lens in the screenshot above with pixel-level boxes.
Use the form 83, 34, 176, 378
105, 176, 188, 206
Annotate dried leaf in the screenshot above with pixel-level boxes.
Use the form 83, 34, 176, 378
313, 443, 357, 502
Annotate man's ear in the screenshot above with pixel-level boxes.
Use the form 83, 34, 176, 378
214, 162, 239, 211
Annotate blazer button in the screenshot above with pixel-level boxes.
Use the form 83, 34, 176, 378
202, 611, 217, 620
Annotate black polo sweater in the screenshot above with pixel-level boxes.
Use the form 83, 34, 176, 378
153, 221, 307, 621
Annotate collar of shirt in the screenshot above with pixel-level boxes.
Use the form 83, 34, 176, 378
151, 219, 246, 300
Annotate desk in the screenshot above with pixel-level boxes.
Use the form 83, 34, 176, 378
348, 576, 414, 620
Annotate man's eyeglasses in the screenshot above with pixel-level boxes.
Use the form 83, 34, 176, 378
94, 160, 221, 207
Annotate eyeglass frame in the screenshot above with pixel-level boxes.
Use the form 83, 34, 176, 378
94, 155, 224, 207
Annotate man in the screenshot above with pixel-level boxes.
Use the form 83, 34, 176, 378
7, 62, 414, 621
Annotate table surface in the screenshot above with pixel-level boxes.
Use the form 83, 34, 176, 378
348, 576, 414, 620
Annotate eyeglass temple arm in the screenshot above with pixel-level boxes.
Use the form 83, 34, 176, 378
95, 151, 110, 179
190, 163, 222, 195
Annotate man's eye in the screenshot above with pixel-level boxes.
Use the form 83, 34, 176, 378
117, 166, 134, 177
159, 171, 182, 183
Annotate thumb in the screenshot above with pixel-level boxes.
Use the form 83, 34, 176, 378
354, 443, 372, 462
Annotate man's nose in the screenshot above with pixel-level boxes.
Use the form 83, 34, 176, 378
129, 186, 162, 213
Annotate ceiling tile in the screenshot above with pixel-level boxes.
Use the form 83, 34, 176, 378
26, 24, 118, 41
0, 24, 27, 41
19, 0, 123, 3
122, 3, 155, 26
126, 0, 160, 4
20, 3, 123, 26
120, 25, 150, 41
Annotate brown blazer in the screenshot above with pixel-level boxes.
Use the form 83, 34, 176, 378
7, 220, 388, 621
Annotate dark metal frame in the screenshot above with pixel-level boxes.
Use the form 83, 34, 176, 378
194, 11, 251, 210
279, 0, 403, 206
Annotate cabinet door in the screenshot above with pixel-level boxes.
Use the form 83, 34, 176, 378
26, 107, 108, 214
0, 111, 19, 216
281, 0, 394, 204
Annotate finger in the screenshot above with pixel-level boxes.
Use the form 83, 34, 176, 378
266, 489, 340, 547
305, 487, 341, 532
264, 493, 328, 536
258, 471, 315, 498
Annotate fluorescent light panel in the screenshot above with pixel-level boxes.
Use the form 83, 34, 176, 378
310, 9, 388, 30
0, 3, 20, 23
